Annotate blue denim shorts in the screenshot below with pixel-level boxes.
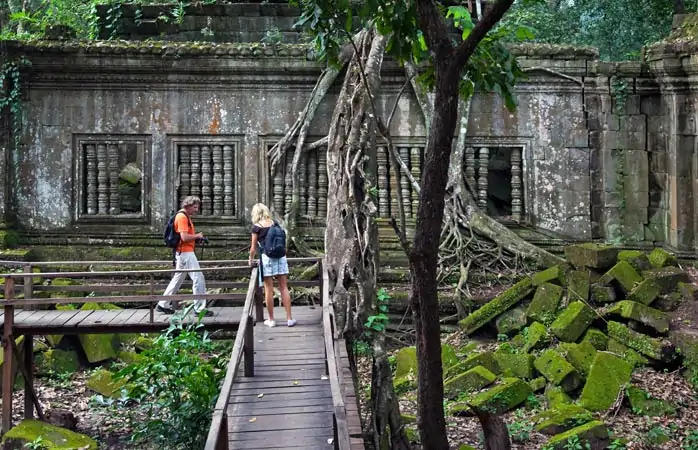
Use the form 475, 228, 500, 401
258, 254, 289, 285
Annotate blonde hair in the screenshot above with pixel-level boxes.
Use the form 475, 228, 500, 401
251, 203, 272, 224
181, 195, 201, 208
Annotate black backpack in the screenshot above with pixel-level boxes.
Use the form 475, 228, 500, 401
163, 210, 190, 249
262, 222, 287, 258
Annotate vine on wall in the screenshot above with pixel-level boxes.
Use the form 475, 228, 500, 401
0, 58, 30, 153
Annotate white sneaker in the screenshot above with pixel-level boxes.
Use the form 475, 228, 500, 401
287, 319, 297, 327
264, 319, 276, 328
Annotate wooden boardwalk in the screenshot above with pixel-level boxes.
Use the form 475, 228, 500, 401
0, 306, 243, 334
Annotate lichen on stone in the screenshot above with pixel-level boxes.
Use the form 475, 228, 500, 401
527, 283, 564, 324
604, 300, 669, 333
1, 419, 98, 449
550, 301, 596, 343
459, 277, 534, 335
443, 365, 497, 398
582, 328, 609, 351
534, 349, 581, 392
579, 351, 632, 412
607, 321, 676, 362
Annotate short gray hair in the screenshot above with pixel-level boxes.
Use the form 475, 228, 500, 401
181, 195, 201, 208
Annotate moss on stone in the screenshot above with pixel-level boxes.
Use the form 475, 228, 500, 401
598, 261, 643, 295
648, 248, 677, 268
581, 328, 609, 351
550, 302, 596, 343
78, 334, 119, 363
527, 283, 564, 324
607, 321, 676, 362
49, 277, 85, 298
564, 243, 619, 270
522, 322, 549, 353
617, 250, 651, 272
534, 349, 581, 392
654, 292, 684, 311
459, 277, 534, 335
545, 385, 572, 408
626, 386, 676, 417
642, 267, 691, 294
590, 283, 617, 303
493, 351, 535, 379
532, 265, 567, 286
558, 341, 597, 378
529, 376, 547, 392
443, 366, 497, 398
86, 368, 127, 398
447, 352, 500, 379
678, 281, 698, 301
451, 377, 532, 415
394, 346, 417, 390
1, 419, 98, 449
627, 278, 661, 306
35, 348, 79, 375
545, 420, 609, 450
117, 350, 143, 365
567, 270, 591, 303
580, 351, 633, 412
607, 339, 649, 367
495, 307, 528, 336
605, 300, 669, 333
531, 404, 593, 435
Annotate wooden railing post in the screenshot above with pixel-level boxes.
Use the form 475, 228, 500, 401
22, 264, 34, 419
2, 277, 15, 434
254, 278, 264, 323
216, 412, 229, 450
243, 315, 254, 377
149, 275, 155, 323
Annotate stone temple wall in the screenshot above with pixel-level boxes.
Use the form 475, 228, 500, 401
0, 3, 693, 256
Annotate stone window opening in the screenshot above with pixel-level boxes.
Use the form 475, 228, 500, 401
465, 146, 524, 222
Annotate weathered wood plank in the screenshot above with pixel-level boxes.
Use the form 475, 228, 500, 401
227, 404, 333, 416
229, 412, 333, 433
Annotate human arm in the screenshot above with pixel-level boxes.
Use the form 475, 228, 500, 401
248, 226, 260, 266
175, 213, 202, 242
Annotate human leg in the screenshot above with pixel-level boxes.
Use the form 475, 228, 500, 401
277, 275, 295, 326
185, 253, 208, 312
263, 276, 276, 327
158, 253, 187, 311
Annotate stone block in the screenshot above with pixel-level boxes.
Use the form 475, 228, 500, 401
617, 250, 651, 271
495, 307, 528, 336
86, 369, 127, 398
598, 261, 643, 295
568, 270, 591, 303
545, 385, 572, 408
605, 301, 669, 333
443, 366, 497, 399
582, 328, 609, 351
559, 341, 598, 377
393, 346, 417, 390
551, 301, 596, 342
522, 321, 549, 353
529, 376, 546, 392
580, 352, 632, 412
619, 115, 647, 133
546, 421, 610, 450
607, 321, 676, 362
627, 278, 661, 305
564, 243, 619, 270
459, 277, 534, 334
450, 377, 532, 415
642, 267, 690, 294
591, 283, 617, 304
566, 128, 589, 147
1, 419, 98, 450
607, 338, 649, 367
534, 349, 582, 392
532, 265, 567, 286
626, 386, 676, 417
648, 149, 667, 171
531, 405, 594, 435
617, 131, 646, 150
446, 352, 500, 379
527, 283, 564, 324
35, 348, 79, 376
493, 351, 535, 379
647, 247, 677, 268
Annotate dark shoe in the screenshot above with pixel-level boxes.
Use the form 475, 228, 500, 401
156, 305, 175, 315
195, 309, 214, 317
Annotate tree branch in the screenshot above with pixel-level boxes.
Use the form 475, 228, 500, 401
454, 0, 515, 67
415, 0, 454, 57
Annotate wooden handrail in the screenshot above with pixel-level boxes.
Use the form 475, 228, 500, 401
322, 260, 352, 450
0, 257, 321, 267
0, 265, 252, 279
204, 267, 259, 450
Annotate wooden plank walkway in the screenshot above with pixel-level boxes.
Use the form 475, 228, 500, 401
226, 305, 337, 449
2, 306, 243, 335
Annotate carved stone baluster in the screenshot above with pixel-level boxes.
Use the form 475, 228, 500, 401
307, 149, 318, 217
388, 149, 399, 217
284, 154, 293, 215
317, 149, 328, 218
212, 145, 223, 216
85, 144, 97, 215
200, 145, 212, 216
511, 147, 523, 222
399, 147, 411, 218
299, 153, 307, 216
179, 145, 191, 205
190, 145, 201, 198
465, 146, 476, 199
377, 146, 389, 218
108, 143, 120, 215
97, 143, 108, 215
478, 147, 489, 210
223, 145, 234, 216
410, 147, 421, 214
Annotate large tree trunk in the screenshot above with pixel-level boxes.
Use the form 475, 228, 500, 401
323, 27, 409, 450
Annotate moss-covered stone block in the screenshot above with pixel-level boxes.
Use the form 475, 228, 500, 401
394, 346, 417, 390
1, 419, 98, 449
648, 247, 677, 268
607, 321, 676, 362
531, 404, 593, 435
495, 307, 528, 336
598, 261, 643, 295
607, 339, 648, 367
493, 351, 535, 379
522, 321, 549, 353
0, 228, 20, 249
86, 368, 127, 398
446, 352, 500, 379
582, 328, 609, 351
605, 300, 669, 333
134, 336, 154, 352
568, 270, 591, 303
678, 281, 698, 301
564, 243, 619, 270
117, 350, 143, 365
529, 376, 546, 392
527, 283, 564, 324
550, 302, 596, 343
626, 386, 676, 417
534, 349, 581, 392
642, 267, 691, 294
35, 349, 79, 375
78, 334, 119, 363
590, 283, 617, 303
451, 377, 532, 415
441, 344, 459, 372
654, 292, 683, 311
545, 420, 609, 450
49, 277, 85, 298
627, 278, 661, 306
580, 351, 633, 412
532, 265, 566, 286
443, 366, 497, 398
545, 385, 572, 408
459, 277, 534, 335
559, 341, 597, 378
617, 250, 651, 271
46, 334, 64, 347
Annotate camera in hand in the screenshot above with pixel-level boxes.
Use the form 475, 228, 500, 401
196, 237, 209, 245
